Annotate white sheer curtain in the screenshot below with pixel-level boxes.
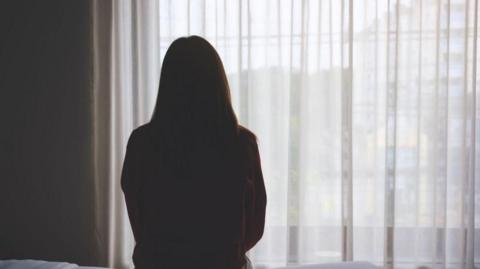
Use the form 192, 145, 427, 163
92, 0, 480, 268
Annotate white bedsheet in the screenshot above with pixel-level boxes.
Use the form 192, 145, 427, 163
0, 259, 379, 269
0, 260, 106, 269
273, 261, 380, 269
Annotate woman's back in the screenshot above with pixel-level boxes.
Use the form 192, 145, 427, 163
121, 123, 266, 269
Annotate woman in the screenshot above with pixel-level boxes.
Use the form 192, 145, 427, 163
121, 36, 267, 269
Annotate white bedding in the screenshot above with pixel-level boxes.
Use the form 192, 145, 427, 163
273, 261, 380, 269
0, 260, 106, 269
0, 259, 378, 269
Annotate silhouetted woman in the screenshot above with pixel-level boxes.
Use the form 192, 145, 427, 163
121, 36, 266, 269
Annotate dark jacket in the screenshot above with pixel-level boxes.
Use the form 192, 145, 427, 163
121, 123, 267, 269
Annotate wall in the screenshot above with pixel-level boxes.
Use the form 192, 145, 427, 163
0, 0, 96, 265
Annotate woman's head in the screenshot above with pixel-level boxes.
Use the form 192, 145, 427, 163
151, 36, 238, 147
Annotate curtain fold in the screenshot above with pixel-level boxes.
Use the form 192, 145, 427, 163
92, 0, 480, 268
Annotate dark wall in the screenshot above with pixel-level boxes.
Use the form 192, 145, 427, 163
0, 0, 95, 265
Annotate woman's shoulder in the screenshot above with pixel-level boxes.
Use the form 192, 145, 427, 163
127, 123, 153, 148
238, 125, 256, 140
237, 126, 260, 168
237, 125, 258, 149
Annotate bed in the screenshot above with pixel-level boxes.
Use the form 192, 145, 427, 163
0, 259, 378, 269
273, 261, 380, 269
0, 260, 106, 269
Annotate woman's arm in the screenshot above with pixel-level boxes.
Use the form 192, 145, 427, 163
121, 130, 142, 242
244, 140, 267, 251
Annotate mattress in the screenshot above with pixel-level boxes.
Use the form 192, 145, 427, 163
0, 260, 106, 269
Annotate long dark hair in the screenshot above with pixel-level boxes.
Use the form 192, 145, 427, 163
150, 36, 241, 172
